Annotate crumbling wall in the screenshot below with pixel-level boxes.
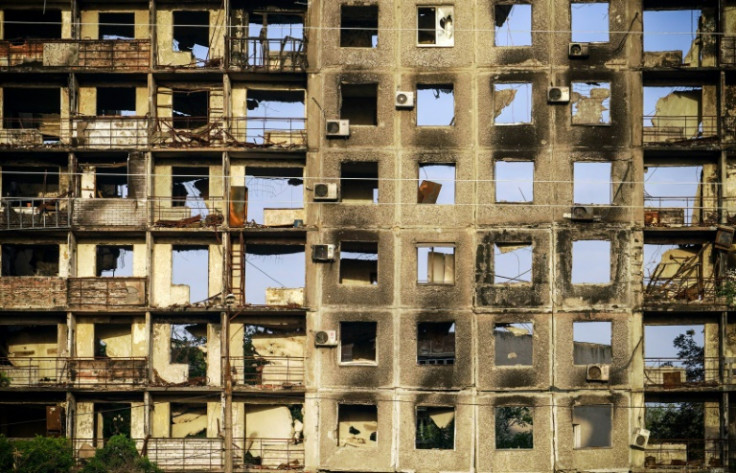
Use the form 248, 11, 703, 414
155, 9, 224, 66
151, 323, 188, 384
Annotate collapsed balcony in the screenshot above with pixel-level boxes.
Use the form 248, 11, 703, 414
0, 357, 148, 387
643, 438, 729, 471
229, 9, 305, 72
0, 88, 66, 147
643, 8, 716, 68
643, 243, 723, 305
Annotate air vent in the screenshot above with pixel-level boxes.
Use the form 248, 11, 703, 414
586, 364, 610, 382
631, 428, 650, 449
568, 42, 590, 58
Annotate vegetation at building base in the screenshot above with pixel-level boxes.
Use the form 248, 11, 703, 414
0, 434, 161, 473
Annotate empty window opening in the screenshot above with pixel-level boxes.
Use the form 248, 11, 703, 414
95, 166, 129, 198
571, 3, 609, 43
0, 324, 57, 358
173, 10, 210, 63
1, 166, 60, 199
416, 406, 455, 449
94, 403, 131, 441
417, 322, 455, 365
493, 243, 532, 284
246, 89, 305, 146
572, 405, 612, 448
241, 322, 305, 386
170, 325, 207, 381
170, 402, 207, 438
4, 10, 61, 40
172, 246, 209, 304
494, 323, 533, 366
96, 245, 133, 277
644, 166, 711, 226
643, 86, 713, 142
417, 6, 454, 46
340, 322, 377, 364
248, 12, 304, 40
341, 84, 378, 126
495, 406, 533, 449
572, 82, 611, 125
494, 83, 532, 125
1, 244, 59, 276
495, 5, 532, 47
94, 324, 133, 358
242, 12, 305, 68
339, 241, 378, 286
645, 401, 709, 464
99, 13, 135, 40
172, 90, 209, 129
244, 245, 305, 305
644, 325, 705, 384
339, 404, 377, 448
573, 321, 612, 364
417, 85, 455, 126
341, 162, 378, 204
244, 167, 303, 223
495, 161, 533, 203
571, 240, 611, 284
96, 88, 137, 116
3, 88, 61, 140
417, 246, 455, 284
172, 167, 210, 218
341, 6, 378, 47
574, 162, 612, 205
418, 164, 455, 204
0, 404, 57, 437
643, 10, 704, 66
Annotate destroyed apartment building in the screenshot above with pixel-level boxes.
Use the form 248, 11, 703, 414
0, 0, 736, 473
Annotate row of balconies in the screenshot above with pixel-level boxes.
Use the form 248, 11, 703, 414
0, 37, 306, 72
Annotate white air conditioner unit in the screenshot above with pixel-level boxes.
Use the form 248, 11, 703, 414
314, 183, 339, 201
312, 244, 336, 262
326, 119, 350, 137
568, 42, 590, 58
547, 86, 570, 103
631, 428, 650, 449
569, 206, 600, 222
395, 91, 415, 109
586, 364, 610, 382
314, 330, 338, 347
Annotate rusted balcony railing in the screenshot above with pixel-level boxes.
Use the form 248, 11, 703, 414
141, 438, 224, 471
72, 116, 149, 149
151, 196, 225, 227
644, 275, 720, 304
0, 117, 67, 146
72, 198, 147, 227
68, 277, 147, 309
0, 39, 150, 70
229, 36, 306, 72
645, 438, 728, 470
229, 117, 306, 149
67, 357, 148, 386
236, 438, 304, 470
0, 197, 71, 230
150, 117, 227, 148
0, 357, 67, 386
227, 356, 304, 387
644, 196, 719, 227
644, 357, 722, 387
643, 115, 718, 144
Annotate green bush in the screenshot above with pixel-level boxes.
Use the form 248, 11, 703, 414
0, 435, 14, 472
80, 435, 162, 473
13, 435, 74, 473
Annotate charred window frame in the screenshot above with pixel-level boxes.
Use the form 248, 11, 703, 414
96, 245, 134, 277
417, 84, 455, 127
341, 162, 378, 204
94, 165, 129, 198
417, 163, 456, 204
417, 6, 455, 47
571, 240, 611, 284
340, 5, 378, 48
493, 243, 532, 285
416, 245, 455, 285
339, 241, 378, 286
172, 11, 210, 52
99, 13, 136, 40
1, 166, 60, 200
494, 323, 533, 366
494, 4, 532, 47
415, 406, 455, 449
572, 404, 612, 448
417, 322, 455, 365
494, 83, 532, 125
4, 10, 62, 40
573, 161, 612, 205
338, 404, 378, 447
340, 84, 378, 126
1, 244, 60, 276
495, 406, 534, 449
571, 82, 611, 126
340, 322, 377, 364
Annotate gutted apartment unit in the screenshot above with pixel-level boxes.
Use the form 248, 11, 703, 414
1, 0, 735, 473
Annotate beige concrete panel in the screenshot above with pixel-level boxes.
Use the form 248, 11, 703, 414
207, 401, 220, 437
80, 11, 99, 39
156, 88, 173, 119
76, 243, 96, 277
98, 324, 132, 357
207, 323, 221, 387
76, 322, 96, 357
61, 10, 72, 39
209, 243, 222, 298
156, 10, 192, 66
133, 243, 146, 277
134, 11, 149, 39
152, 401, 171, 438
59, 243, 69, 278
208, 9, 225, 62
152, 323, 188, 383
76, 402, 94, 440
131, 402, 146, 438
154, 165, 172, 198
136, 87, 149, 115
131, 318, 146, 357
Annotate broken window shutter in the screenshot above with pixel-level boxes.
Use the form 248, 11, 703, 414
436, 7, 454, 46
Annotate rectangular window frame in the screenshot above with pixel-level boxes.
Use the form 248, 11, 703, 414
417, 6, 455, 47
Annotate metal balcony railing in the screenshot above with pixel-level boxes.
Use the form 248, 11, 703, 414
0, 197, 71, 230
151, 196, 225, 227
67, 357, 148, 386
237, 437, 304, 470
643, 115, 718, 144
0, 357, 68, 386
67, 277, 147, 309
150, 117, 227, 148
229, 117, 306, 149
228, 36, 306, 72
644, 438, 728, 470
0, 39, 150, 70
227, 356, 304, 387
644, 357, 723, 387
644, 196, 719, 227
72, 116, 149, 149
142, 438, 224, 471
644, 275, 720, 304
